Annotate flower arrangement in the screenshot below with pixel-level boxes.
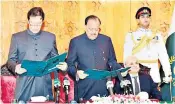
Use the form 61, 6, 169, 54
86, 94, 159, 104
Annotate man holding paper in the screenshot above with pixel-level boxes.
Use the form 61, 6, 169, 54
66, 15, 122, 102
6, 7, 67, 102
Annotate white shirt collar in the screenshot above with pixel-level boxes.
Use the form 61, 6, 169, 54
129, 73, 139, 78
129, 73, 141, 95
138, 27, 151, 33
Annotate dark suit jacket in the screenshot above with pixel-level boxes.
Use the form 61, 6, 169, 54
6, 30, 58, 102
66, 33, 121, 101
114, 72, 162, 100
7, 30, 58, 73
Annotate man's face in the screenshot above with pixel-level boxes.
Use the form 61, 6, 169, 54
137, 14, 151, 28
125, 58, 140, 74
28, 16, 43, 34
85, 19, 100, 40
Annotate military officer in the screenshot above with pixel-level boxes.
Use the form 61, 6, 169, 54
123, 7, 172, 85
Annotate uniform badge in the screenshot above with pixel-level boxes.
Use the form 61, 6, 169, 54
137, 38, 141, 41
143, 9, 148, 14
153, 36, 159, 40
151, 36, 159, 43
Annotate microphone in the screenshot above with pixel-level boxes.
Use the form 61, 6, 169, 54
120, 80, 133, 95
115, 70, 133, 95
63, 77, 70, 103
119, 80, 128, 95
115, 71, 126, 88
116, 70, 128, 94
125, 80, 131, 85
125, 80, 133, 94
54, 78, 61, 103
120, 80, 128, 88
106, 79, 114, 95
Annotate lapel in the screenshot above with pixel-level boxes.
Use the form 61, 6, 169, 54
138, 73, 143, 92
125, 73, 144, 94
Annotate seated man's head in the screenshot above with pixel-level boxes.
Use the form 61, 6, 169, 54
125, 56, 140, 74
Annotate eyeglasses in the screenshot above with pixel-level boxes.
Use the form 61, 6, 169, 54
87, 28, 99, 32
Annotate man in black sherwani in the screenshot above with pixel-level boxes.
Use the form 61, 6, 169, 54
66, 15, 122, 102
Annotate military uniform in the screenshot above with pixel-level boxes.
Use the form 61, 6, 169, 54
123, 7, 171, 83
124, 28, 171, 83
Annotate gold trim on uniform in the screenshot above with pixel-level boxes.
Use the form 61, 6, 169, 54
137, 59, 158, 63
131, 33, 157, 55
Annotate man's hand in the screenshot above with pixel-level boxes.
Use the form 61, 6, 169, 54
56, 62, 68, 71
77, 70, 89, 79
15, 64, 27, 74
163, 76, 172, 83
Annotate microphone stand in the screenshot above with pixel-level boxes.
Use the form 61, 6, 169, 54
123, 81, 133, 95
106, 78, 114, 96
65, 86, 69, 103
63, 77, 70, 103
54, 85, 60, 103
128, 85, 133, 94
123, 86, 127, 95
53, 72, 60, 103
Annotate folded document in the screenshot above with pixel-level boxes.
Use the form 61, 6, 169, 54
84, 67, 130, 80
21, 53, 67, 76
